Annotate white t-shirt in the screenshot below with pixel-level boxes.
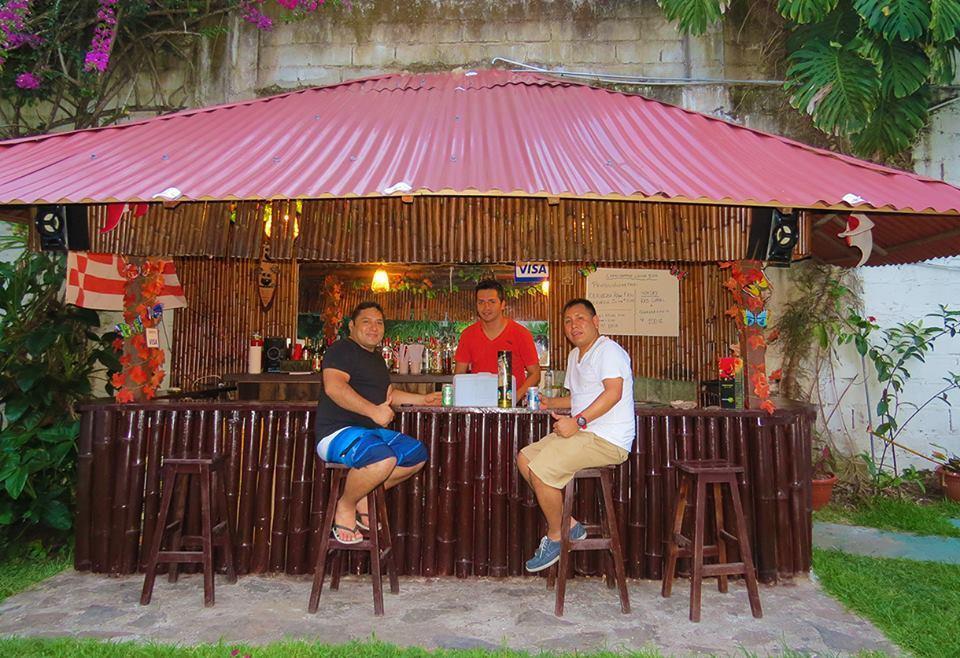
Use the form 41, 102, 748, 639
563, 335, 635, 452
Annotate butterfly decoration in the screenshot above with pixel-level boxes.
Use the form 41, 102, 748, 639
742, 274, 770, 298
743, 309, 768, 328
669, 266, 688, 280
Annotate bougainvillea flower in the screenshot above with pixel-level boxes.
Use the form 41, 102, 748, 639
14, 72, 40, 89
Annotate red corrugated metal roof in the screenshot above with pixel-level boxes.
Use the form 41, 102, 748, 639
2, 69, 960, 212
3, 68, 960, 265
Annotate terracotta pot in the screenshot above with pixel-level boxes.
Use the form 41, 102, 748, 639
811, 474, 837, 511
938, 467, 960, 502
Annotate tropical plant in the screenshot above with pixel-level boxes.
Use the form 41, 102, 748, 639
838, 306, 960, 484
0, 225, 118, 549
931, 443, 960, 474
657, 0, 960, 158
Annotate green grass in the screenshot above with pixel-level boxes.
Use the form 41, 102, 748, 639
0, 545, 72, 603
814, 548, 960, 658
814, 498, 960, 538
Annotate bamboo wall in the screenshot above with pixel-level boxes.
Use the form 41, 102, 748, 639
173, 259, 737, 387
80, 197, 812, 263
75, 401, 814, 583
171, 258, 299, 389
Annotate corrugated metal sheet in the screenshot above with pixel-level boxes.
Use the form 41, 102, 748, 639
2, 69, 960, 217
813, 212, 960, 266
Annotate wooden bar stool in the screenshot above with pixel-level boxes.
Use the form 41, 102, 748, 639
661, 459, 762, 622
140, 455, 237, 607
309, 462, 398, 616
546, 466, 630, 616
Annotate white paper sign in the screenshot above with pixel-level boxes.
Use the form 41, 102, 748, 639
585, 268, 679, 336
145, 327, 160, 348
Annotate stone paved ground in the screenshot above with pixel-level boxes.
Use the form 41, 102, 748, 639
0, 571, 896, 655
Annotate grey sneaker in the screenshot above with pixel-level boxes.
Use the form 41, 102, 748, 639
569, 521, 587, 541
525, 536, 562, 572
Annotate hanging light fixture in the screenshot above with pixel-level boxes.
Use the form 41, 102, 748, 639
371, 267, 390, 292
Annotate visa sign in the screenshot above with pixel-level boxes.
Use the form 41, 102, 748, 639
514, 262, 549, 282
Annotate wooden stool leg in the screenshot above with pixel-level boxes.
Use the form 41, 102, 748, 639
729, 477, 763, 619
600, 469, 630, 614
140, 465, 176, 605
712, 481, 728, 593
368, 489, 385, 616
329, 552, 343, 591
553, 479, 576, 617
308, 468, 341, 613
199, 465, 215, 607
377, 487, 399, 594
598, 493, 614, 589
661, 476, 689, 598
167, 471, 190, 584
214, 468, 238, 583
689, 476, 707, 622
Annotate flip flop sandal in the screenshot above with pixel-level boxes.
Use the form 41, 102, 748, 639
331, 523, 362, 545
356, 512, 382, 532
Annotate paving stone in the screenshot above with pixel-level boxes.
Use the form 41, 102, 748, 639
0, 571, 897, 655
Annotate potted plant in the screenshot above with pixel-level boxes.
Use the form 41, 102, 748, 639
931, 445, 960, 502
811, 442, 837, 511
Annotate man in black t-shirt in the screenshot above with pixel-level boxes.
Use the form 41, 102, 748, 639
316, 301, 440, 545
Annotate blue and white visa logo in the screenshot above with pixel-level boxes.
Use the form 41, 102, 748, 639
514, 262, 549, 282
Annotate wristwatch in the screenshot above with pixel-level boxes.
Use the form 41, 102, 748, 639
576, 414, 588, 430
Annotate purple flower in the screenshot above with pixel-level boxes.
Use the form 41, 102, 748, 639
82, 0, 118, 72
241, 1, 272, 30
14, 70, 39, 89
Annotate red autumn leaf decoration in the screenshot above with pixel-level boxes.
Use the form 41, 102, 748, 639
111, 372, 126, 388
760, 399, 776, 415
116, 389, 134, 403
747, 333, 767, 349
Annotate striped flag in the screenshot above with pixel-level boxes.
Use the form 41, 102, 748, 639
66, 252, 187, 310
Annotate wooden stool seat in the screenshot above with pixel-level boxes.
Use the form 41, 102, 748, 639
309, 461, 398, 616
546, 465, 630, 616
661, 459, 762, 622
140, 455, 237, 607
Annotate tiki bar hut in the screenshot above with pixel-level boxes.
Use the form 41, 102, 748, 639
2, 70, 960, 585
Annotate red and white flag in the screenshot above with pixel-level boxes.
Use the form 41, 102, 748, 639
66, 252, 188, 310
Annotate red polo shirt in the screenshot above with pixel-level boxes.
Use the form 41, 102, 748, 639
455, 319, 539, 382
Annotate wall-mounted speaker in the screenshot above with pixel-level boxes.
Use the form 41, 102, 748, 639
746, 208, 798, 266
34, 205, 90, 251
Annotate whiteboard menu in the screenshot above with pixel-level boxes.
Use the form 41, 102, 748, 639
585, 268, 679, 336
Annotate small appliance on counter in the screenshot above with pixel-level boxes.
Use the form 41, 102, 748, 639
453, 373, 517, 407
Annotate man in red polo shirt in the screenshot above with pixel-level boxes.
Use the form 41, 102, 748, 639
454, 279, 541, 402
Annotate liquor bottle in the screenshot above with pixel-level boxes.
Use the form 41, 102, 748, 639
497, 350, 513, 408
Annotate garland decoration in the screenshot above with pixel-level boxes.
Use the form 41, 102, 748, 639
109, 257, 167, 403
721, 261, 775, 414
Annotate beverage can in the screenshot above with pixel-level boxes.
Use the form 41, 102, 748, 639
441, 383, 454, 407
527, 386, 540, 411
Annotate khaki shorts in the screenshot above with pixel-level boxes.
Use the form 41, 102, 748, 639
520, 431, 629, 489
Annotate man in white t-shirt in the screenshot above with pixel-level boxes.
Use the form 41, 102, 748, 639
517, 298, 635, 572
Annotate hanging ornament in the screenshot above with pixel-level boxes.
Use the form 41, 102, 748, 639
837, 213, 875, 267
258, 260, 277, 309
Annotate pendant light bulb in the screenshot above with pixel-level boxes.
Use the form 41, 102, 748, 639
371, 268, 390, 293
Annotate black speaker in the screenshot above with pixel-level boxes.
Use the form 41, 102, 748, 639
746, 208, 798, 265
34, 205, 90, 251
263, 336, 287, 373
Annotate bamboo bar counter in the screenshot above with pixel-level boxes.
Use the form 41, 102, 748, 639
75, 399, 814, 583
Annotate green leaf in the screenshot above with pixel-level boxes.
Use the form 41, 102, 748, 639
855, 0, 931, 40
2, 396, 30, 423
42, 499, 72, 530
786, 39, 880, 135
861, 38, 930, 98
855, 335, 869, 356
25, 326, 57, 356
815, 323, 829, 348
5, 468, 28, 499
851, 89, 928, 156
778, 0, 839, 23
657, 0, 729, 35
38, 422, 79, 444
927, 40, 959, 83
16, 368, 44, 393
931, 0, 960, 40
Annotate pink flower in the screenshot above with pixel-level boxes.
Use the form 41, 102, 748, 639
82, 0, 118, 72
868, 316, 876, 323
14, 71, 39, 89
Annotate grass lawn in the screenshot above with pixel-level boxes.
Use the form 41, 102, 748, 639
0, 546, 72, 603
814, 497, 960, 538
813, 548, 960, 658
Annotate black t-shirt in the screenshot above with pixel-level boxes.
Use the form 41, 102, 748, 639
315, 338, 390, 441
